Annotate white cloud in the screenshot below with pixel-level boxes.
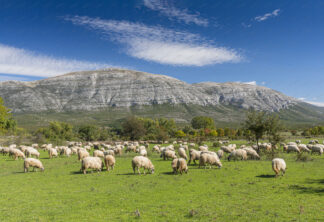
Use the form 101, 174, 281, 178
65, 16, 242, 66
236, 81, 257, 86
305, 101, 324, 107
143, 0, 208, 26
255, 9, 280, 22
0, 43, 114, 77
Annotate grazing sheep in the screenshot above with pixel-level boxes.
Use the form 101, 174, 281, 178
9, 148, 25, 160
1, 147, 9, 156
171, 158, 178, 174
114, 146, 123, 155
104, 155, 115, 171
272, 158, 286, 177
140, 149, 147, 157
228, 149, 248, 161
131, 156, 154, 175
243, 147, 260, 160
48, 148, 58, 159
93, 150, 105, 158
178, 147, 188, 160
311, 145, 323, 155
126, 145, 137, 153
104, 150, 115, 156
287, 142, 297, 146
32, 144, 39, 149
24, 158, 44, 172
298, 144, 311, 153
25, 147, 40, 159
287, 145, 300, 154
152, 145, 160, 153
188, 149, 202, 165
221, 146, 235, 153
295, 140, 301, 144
216, 150, 224, 159
81, 157, 104, 174
78, 149, 90, 161
177, 158, 188, 174
199, 146, 208, 152
162, 150, 177, 160
199, 152, 222, 169
189, 143, 195, 147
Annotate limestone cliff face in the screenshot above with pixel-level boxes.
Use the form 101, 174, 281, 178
0, 69, 298, 113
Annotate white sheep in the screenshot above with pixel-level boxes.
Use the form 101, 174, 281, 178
199, 146, 208, 152
9, 148, 25, 160
25, 147, 40, 159
188, 149, 202, 165
311, 145, 323, 155
298, 144, 310, 153
243, 147, 260, 160
24, 158, 44, 172
104, 155, 115, 171
287, 145, 300, 154
152, 145, 160, 153
132, 156, 154, 175
93, 150, 105, 158
216, 150, 224, 159
48, 148, 58, 159
272, 158, 286, 177
177, 158, 188, 174
228, 149, 248, 161
162, 150, 177, 160
104, 150, 115, 156
81, 157, 103, 174
78, 149, 90, 161
171, 158, 178, 174
199, 152, 222, 169
178, 147, 188, 160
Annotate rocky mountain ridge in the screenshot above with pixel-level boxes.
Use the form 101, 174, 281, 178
0, 68, 299, 113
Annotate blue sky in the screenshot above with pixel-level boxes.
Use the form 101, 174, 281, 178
0, 0, 324, 106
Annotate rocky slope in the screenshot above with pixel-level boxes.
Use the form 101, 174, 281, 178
0, 68, 300, 113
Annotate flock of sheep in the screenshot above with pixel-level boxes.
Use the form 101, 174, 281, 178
0, 139, 323, 177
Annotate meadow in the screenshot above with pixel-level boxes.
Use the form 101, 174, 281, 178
1, 141, 324, 221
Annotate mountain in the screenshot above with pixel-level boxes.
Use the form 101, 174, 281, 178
0, 68, 323, 128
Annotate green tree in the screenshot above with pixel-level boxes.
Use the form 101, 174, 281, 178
175, 130, 186, 138
36, 121, 74, 143
122, 116, 146, 140
243, 110, 283, 153
0, 97, 16, 134
191, 116, 215, 129
78, 125, 101, 141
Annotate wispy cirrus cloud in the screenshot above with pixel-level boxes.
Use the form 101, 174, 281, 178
0, 43, 114, 77
143, 0, 208, 26
65, 16, 242, 66
255, 9, 280, 22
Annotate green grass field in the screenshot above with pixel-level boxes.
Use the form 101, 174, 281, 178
1, 143, 324, 221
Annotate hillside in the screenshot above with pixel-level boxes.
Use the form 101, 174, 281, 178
0, 68, 323, 128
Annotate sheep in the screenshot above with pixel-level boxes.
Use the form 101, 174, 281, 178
162, 150, 177, 160
228, 149, 248, 161
114, 146, 123, 155
188, 149, 202, 165
9, 148, 25, 160
126, 145, 137, 153
272, 158, 286, 177
65, 148, 72, 157
243, 147, 260, 160
189, 143, 195, 147
1, 147, 9, 156
287, 145, 300, 154
32, 144, 39, 149
81, 157, 104, 174
48, 148, 58, 159
24, 158, 44, 172
152, 145, 160, 153
104, 155, 115, 171
295, 140, 301, 144
140, 149, 147, 157
177, 158, 188, 174
199, 152, 222, 169
221, 146, 235, 153
104, 150, 115, 156
178, 147, 188, 160
311, 145, 323, 155
131, 156, 154, 175
25, 147, 40, 159
216, 150, 224, 159
93, 150, 105, 158
171, 158, 178, 174
298, 144, 311, 153
199, 146, 208, 152
78, 149, 90, 161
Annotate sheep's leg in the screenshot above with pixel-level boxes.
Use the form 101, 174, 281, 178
137, 167, 141, 175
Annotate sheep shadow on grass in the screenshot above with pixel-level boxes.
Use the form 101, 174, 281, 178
256, 174, 276, 178
288, 184, 324, 195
